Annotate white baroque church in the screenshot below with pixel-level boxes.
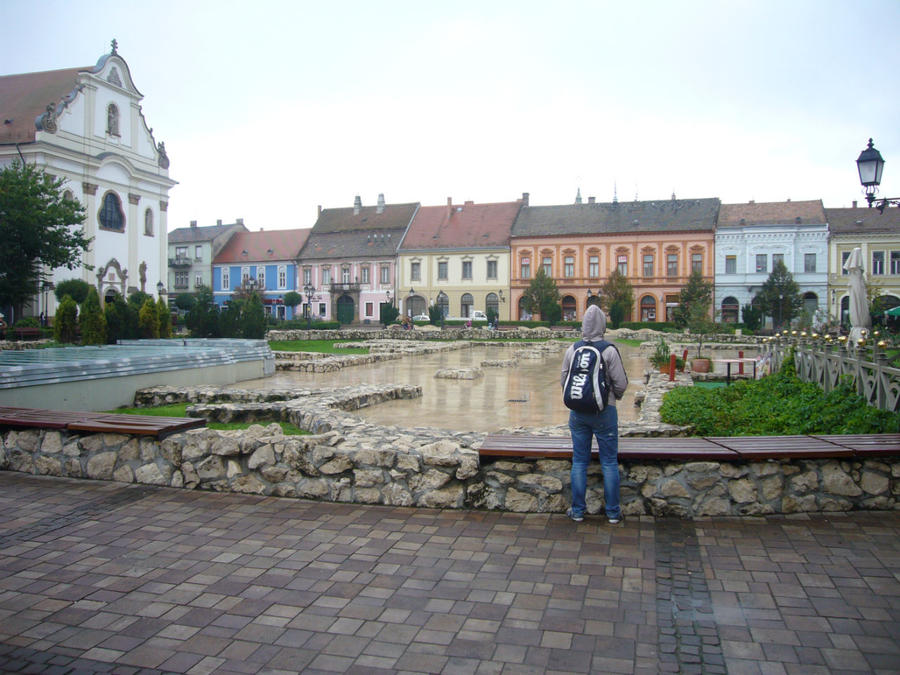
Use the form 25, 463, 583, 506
0, 40, 175, 319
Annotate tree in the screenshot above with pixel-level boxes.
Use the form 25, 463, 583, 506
54, 279, 91, 305
427, 304, 442, 325
599, 270, 633, 329
104, 293, 129, 343
156, 297, 172, 338
138, 298, 159, 338
79, 286, 106, 345
283, 291, 303, 316
53, 295, 78, 344
521, 270, 561, 324
173, 293, 196, 312
0, 162, 91, 319
741, 302, 762, 332
187, 286, 220, 337
380, 303, 400, 327
753, 261, 802, 331
218, 298, 243, 337
672, 271, 713, 328
241, 293, 267, 338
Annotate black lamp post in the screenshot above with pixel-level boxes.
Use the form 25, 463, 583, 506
156, 281, 166, 297
303, 283, 316, 330
856, 138, 898, 213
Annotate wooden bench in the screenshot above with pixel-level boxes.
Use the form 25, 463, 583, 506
478, 433, 899, 461
0, 406, 205, 439
10, 327, 42, 341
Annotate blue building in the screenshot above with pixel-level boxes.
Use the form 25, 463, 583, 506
212, 228, 310, 319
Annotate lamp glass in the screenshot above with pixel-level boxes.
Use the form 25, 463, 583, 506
857, 139, 885, 187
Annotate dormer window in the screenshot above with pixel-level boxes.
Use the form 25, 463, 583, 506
107, 104, 119, 136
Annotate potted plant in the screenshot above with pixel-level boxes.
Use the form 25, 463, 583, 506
686, 303, 715, 373
649, 336, 672, 372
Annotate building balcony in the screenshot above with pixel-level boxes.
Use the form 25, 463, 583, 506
330, 282, 361, 293
169, 256, 192, 267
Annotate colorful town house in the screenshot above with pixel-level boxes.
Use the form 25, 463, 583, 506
826, 207, 900, 324
0, 41, 175, 320
299, 195, 418, 325
212, 228, 310, 319
398, 196, 524, 320
510, 196, 718, 322
168, 219, 247, 299
715, 201, 828, 325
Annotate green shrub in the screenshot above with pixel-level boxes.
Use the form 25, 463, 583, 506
138, 298, 160, 338
53, 295, 78, 343
619, 321, 678, 332
79, 286, 107, 345
14, 316, 40, 328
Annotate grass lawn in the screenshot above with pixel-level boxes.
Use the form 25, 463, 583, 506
267, 339, 369, 354
109, 403, 309, 435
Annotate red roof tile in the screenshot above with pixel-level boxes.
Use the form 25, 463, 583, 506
401, 199, 523, 250
214, 229, 311, 264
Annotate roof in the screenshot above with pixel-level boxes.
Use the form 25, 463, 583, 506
510, 198, 720, 237
826, 207, 900, 235
169, 222, 247, 244
300, 201, 419, 260
0, 67, 88, 144
214, 229, 311, 264
400, 199, 522, 251
718, 200, 826, 227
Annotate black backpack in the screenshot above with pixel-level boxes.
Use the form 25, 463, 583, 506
563, 340, 613, 414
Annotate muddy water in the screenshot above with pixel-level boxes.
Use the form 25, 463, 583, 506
237, 344, 648, 433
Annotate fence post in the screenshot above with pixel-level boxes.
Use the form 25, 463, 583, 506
738, 350, 744, 375
669, 353, 676, 381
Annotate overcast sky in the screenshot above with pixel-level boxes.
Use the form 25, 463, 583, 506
3, 0, 899, 232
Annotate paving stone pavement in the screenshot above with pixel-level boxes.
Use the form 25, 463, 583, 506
0, 473, 899, 675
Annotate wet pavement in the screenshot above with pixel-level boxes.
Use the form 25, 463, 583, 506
1, 472, 899, 674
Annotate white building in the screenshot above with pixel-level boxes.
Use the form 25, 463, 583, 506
0, 41, 175, 318
715, 201, 829, 325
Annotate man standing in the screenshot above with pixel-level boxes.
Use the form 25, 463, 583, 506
560, 304, 628, 524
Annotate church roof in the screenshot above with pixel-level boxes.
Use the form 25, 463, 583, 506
214, 229, 311, 264
400, 199, 523, 251
0, 67, 89, 144
511, 198, 720, 237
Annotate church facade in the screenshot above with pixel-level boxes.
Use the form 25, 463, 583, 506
0, 41, 175, 319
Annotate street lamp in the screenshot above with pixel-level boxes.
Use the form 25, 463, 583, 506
41, 281, 54, 326
856, 138, 898, 213
777, 293, 783, 330
156, 281, 166, 296
303, 283, 316, 330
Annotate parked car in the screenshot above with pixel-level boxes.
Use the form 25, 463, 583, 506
472, 311, 488, 321
412, 314, 430, 321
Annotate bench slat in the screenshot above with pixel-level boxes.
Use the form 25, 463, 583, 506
0, 406, 205, 439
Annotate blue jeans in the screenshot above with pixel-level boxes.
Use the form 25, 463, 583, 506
568, 406, 620, 519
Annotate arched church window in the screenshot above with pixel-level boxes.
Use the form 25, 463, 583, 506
107, 104, 119, 136
99, 192, 125, 232
144, 208, 153, 235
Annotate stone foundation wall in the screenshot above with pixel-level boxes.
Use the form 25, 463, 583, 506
3, 423, 898, 518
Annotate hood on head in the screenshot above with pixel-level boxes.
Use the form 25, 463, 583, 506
582, 304, 606, 340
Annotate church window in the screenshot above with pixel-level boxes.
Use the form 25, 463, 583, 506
99, 192, 124, 231
144, 208, 153, 235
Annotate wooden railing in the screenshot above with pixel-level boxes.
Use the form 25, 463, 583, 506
763, 341, 900, 412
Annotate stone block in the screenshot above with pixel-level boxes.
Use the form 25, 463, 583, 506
517, 474, 563, 493
196, 455, 226, 481
728, 478, 757, 504
86, 451, 117, 480
860, 470, 889, 495
231, 474, 267, 494
248, 444, 275, 470
34, 455, 62, 476
319, 455, 353, 475
114, 464, 135, 483
417, 485, 464, 508
383, 483, 414, 506
119, 438, 141, 462
40, 431, 63, 455
504, 487, 538, 512
822, 462, 862, 497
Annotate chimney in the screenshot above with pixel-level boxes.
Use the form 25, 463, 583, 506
236, 218, 243, 225
588, 196, 596, 204
376, 193, 385, 214
447, 197, 452, 206
217, 219, 222, 226
190, 220, 197, 228
852, 200, 858, 208
353, 195, 362, 215
522, 192, 529, 206
317, 205, 322, 216
464, 200, 474, 206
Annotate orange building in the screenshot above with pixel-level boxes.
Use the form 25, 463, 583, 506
510, 197, 719, 322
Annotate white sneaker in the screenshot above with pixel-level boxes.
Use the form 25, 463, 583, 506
566, 508, 584, 522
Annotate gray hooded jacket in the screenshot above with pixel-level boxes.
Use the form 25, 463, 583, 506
560, 305, 628, 406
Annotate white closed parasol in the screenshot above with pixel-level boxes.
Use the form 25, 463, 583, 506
843, 247, 871, 343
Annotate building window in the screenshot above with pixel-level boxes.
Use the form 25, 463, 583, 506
772, 253, 785, 269
360, 265, 369, 284
804, 253, 817, 273
342, 267, 351, 284
194, 245, 202, 260
643, 254, 654, 278
691, 253, 703, 274
438, 261, 448, 280
365, 302, 374, 317
461, 293, 473, 318
222, 269, 230, 290
725, 255, 736, 274
279, 265, 287, 289
241, 267, 250, 285
174, 271, 188, 289
487, 260, 497, 280
486, 292, 499, 316
891, 251, 900, 275
380, 264, 390, 284
542, 256, 552, 276
667, 254, 678, 277
257, 268, 266, 288
564, 256, 574, 278
99, 192, 124, 231
721, 296, 740, 323
175, 245, 188, 260
321, 267, 331, 286
106, 103, 119, 136
462, 260, 473, 280
640, 295, 656, 322
194, 272, 203, 288
872, 251, 885, 275
588, 255, 599, 278
318, 302, 326, 317
144, 208, 153, 235
520, 258, 530, 279
755, 254, 767, 273
411, 262, 421, 282
841, 251, 850, 275
617, 255, 627, 276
